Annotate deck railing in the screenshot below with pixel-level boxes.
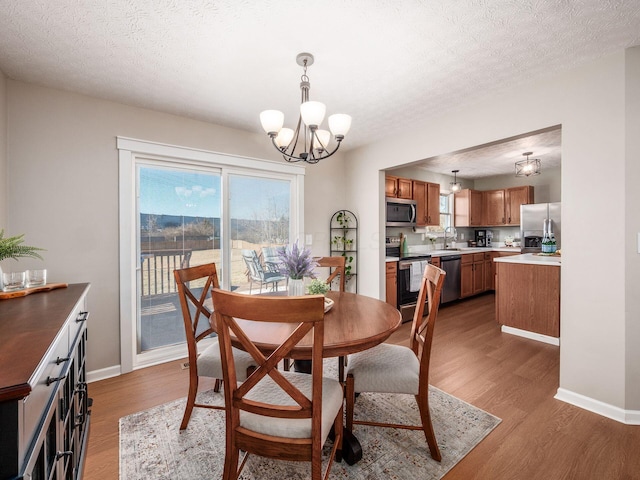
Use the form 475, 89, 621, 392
140, 249, 192, 296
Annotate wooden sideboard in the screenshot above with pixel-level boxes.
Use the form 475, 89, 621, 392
0, 283, 91, 480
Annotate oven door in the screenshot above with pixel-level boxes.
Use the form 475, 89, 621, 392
397, 258, 430, 322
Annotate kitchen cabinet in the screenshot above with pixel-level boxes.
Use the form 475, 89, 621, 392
489, 251, 521, 290
495, 261, 560, 337
483, 186, 534, 226
385, 175, 412, 199
412, 180, 440, 226
454, 189, 483, 227
483, 189, 506, 226
385, 261, 397, 307
484, 252, 493, 291
505, 186, 534, 225
461, 253, 485, 297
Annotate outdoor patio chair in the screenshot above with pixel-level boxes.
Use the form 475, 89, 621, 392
241, 249, 287, 293
174, 263, 257, 430
345, 263, 446, 462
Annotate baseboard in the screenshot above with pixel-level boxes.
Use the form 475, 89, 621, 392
500, 325, 560, 346
87, 365, 122, 383
555, 388, 640, 425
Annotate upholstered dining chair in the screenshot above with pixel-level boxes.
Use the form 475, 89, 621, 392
212, 288, 344, 480
344, 263, 446, 461
283, 256, 347, 378
241, 249, 287, 293
173, 263, 257, 430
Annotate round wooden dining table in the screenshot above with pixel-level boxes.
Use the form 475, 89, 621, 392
232, 290, 402, 360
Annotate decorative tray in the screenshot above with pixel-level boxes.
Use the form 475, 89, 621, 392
324, 297, 335, 313
0, 283, 68, 300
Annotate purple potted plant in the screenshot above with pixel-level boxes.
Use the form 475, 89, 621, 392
277, 241, 316, 295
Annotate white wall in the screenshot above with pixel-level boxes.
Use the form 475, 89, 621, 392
5, 80, 345, 373
0, 70, 6, 228
625, 47, 640, 408
345, 48, 640, 415
474, 166, 561, 203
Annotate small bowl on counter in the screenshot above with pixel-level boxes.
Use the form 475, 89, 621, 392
467, 241, 477, 247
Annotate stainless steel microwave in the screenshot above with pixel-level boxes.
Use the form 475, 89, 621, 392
386, 197, 417, 227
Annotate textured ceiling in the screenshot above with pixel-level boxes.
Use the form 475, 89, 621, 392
1, 1, 639, 177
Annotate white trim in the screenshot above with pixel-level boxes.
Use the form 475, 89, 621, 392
500, 325, 560, 346
117, 136, 305, 374
555, 388, 640, 425
116, 136, 306, 175
87, 365, 122, 383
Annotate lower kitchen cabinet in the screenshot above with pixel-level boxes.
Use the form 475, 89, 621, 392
385, 261, 397, 307
0, 284, 91, 480
461, 253, 485, 297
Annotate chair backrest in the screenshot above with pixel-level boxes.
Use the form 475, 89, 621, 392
212, 288, 326, 452
241, 249, 265, 282
314, 256, 346, 292
262, 246, 281, 273
410, 263, 446, 388
174, 263, 220, 357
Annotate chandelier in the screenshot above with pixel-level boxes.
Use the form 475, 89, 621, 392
450, 169, 462, 193
515, 151, 541, 177
259, 53, 352, 164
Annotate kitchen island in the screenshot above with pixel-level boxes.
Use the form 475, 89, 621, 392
494, 253, 561, 345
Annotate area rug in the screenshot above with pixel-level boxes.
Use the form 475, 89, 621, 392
120, 361, 500, 479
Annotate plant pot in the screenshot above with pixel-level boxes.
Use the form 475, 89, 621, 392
288, 278, 305, 296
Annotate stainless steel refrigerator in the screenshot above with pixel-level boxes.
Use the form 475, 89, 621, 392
520, 202, 561, 253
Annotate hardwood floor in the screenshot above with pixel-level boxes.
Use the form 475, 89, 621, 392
84, 293, 640, 479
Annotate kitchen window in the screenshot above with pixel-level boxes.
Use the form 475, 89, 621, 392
440, 193, 453, 230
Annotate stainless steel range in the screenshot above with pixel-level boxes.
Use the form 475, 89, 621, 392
387, 240, 433, 322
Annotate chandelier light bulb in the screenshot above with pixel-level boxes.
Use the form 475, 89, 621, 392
328, 114, 352, 139
275, 128, 295, 148
260, 110, 284, 135
314, 129, 331, 151
300, 101, 326, 128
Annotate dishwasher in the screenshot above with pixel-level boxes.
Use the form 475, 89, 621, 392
440, 254, 461, 303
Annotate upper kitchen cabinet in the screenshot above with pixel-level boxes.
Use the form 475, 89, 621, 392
385, 175, 413, 199
483, 189, 506, 225
505, 186, 534, 225
454, 189, 483, 227
412, 180, 440, 226
483, 186, 534, 226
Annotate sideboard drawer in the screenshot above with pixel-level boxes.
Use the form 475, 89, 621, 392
21, 323, 70, 458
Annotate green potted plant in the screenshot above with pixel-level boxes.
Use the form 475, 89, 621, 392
0, 230, 45, 290
343, 238, 353, 251
332, 235, 343, 251
336, 211, 351, 228
307, 278, 330, 295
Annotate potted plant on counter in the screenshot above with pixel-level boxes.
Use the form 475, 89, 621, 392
0, 230, 45, 290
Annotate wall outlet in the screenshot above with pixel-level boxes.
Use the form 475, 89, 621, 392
460, 233, 465, 240
305, 234, 313, 245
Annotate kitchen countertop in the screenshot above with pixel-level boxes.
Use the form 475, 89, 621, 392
494, 252, 561, 266
385, 246, 523, 262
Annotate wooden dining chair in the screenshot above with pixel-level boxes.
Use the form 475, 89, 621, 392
344, 263, 446, 462
314, 256, 346, 292
212, 288, 344, 480
174, 263, 257, 430
284, 256, 347, 378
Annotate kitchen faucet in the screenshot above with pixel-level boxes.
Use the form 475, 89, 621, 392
444, 226, 457, 249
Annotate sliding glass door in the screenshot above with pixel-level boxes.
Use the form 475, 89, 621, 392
119, 138, 304, 371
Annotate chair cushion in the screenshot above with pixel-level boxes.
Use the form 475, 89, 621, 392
240, 371, 343, 443
346, 343, 420, 395
197, 339, 256, 382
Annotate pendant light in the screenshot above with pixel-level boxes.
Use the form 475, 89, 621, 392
450, 170, 462, 193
